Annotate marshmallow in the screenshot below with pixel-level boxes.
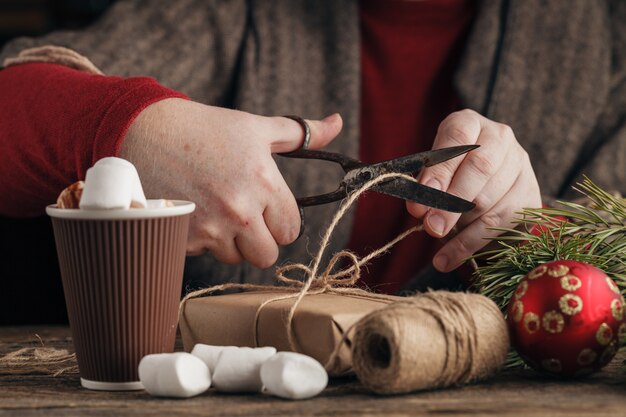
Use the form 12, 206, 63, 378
212, 347, 276, 393
260, 352, 328, 400
191, 344, 236, 375
79, 164, 134, 210
93, 157, 147, 208
138, 352, 211, 398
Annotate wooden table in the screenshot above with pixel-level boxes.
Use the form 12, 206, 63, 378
1, 326, 626, 417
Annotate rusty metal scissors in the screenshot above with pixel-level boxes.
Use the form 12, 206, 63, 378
280, 144, 479, 233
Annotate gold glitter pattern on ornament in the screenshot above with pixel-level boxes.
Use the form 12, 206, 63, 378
596, 323, 613, 346
559, 294, 583, 316
547, 264, 570, 277
542, 311, 565, 334
576, 348, 597, 366
524, 312, 540, 334
514, 281, 528, 299
528, 265, 547, 280
618, 323, 626, 344
541, 358, 562, 373
511, 301, 524, 323
599, 341, 618, 365
560, 275, 582, 291
606, 277, 620, 295
611, 299, 623, 321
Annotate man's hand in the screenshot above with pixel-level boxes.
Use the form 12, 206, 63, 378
407, 109, 541, 272
120, 98, 342, 268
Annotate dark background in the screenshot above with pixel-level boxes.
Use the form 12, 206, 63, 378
0, 0, 114, 48
0, 0, 114, 325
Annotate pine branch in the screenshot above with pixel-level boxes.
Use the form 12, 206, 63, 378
471, 177, 626, 367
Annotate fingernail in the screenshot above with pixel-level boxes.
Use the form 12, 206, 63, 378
434, 254, 448, 272
427, 214, 445, 236
424, 178, 441, 190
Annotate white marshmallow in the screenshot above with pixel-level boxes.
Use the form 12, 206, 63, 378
260, 352, 328, 400
212, 347, 276, 393
137, 354, 161, 394
93, 157, 147, 208
191, 344, 236, 375
80, 164, 135, 210
138, 352, 211, 398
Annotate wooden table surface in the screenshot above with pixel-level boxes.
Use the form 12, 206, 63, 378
1, 326, 626, 417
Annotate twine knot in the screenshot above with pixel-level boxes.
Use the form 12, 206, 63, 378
275, 250, 362, 292
179, 172, 424, 362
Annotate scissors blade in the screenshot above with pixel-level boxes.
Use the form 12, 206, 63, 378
421, 144, 480, 167
366, 144, 480, 175
373, 177, 475, 212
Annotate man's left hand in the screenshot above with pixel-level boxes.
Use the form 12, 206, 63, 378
407, 109, 542, 272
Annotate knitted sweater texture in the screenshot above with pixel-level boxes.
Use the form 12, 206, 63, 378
2, 0, 626, 289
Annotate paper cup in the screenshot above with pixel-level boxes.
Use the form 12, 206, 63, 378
46, 201, 195, 391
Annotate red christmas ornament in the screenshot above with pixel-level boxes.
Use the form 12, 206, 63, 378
507, 260, 625, 377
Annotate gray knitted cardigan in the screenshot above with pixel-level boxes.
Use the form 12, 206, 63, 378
3, 0, 626, 291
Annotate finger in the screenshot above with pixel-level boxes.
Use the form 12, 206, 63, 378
431, 173, 530, 273
406, 110, 481, 221
263, 191, 302, 245
405, 176, 442, 220
262, 176, 302, 245
186, 245, 205, 256
186, 219, 244, 263
268, 113, 343, 153
455, 151, 521, 229
420, 109, 483, 187
251, 154, 301, 245
208, 238, 244, 265
186, 223, 207, 255
235, 216, 279, 269
423, 121, 514, 238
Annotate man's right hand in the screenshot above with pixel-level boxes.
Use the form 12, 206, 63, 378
120, 98, 343, 268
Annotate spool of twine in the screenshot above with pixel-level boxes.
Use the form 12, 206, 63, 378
351, 291, 509, 394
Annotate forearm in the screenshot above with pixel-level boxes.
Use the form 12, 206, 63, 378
0, 63, 186, 217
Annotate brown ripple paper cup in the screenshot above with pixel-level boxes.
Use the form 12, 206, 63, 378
46, 201, 195, 391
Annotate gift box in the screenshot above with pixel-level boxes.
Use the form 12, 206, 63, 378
179, 291, 402, 376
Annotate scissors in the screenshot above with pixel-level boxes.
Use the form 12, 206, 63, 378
280, 144, 479, 233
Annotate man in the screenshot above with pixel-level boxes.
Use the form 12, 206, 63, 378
1, 0, 624, 323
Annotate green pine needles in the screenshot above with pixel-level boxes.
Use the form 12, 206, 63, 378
472, 176, 626, 313
471, 177, 626, 368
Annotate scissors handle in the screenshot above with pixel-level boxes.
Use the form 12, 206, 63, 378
296, 190, 347, 207
281, 150, 357, 237
295, 191, 347, 238
296, 206, 306, 239
279, 149, 362, 171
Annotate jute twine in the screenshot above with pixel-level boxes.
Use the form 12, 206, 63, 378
351, 291, 509, 394
179, 172, 423, 357
1, 171, 509, 388
0, 172, 416, 378
180, 171, 509, 392
0, 335, 78, 376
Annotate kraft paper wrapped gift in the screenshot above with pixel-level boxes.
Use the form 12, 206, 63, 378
179, 291, 402, 376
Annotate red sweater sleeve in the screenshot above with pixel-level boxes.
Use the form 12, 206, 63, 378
0, 62, 187, 217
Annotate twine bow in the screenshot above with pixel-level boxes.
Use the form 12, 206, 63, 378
179, 172, 424, 362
